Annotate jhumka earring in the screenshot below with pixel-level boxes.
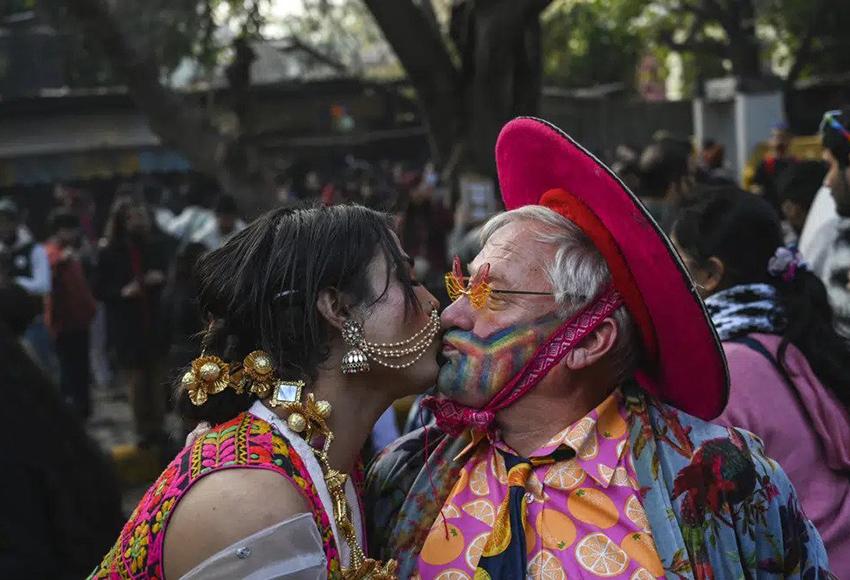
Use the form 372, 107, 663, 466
341, 319, 371, 375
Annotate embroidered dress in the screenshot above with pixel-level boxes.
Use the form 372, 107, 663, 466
416, 391, 663, 579
89, 412, 343, 579
366, 384, 833, 579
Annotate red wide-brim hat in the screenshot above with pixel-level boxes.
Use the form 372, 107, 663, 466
496, 117, 728, 420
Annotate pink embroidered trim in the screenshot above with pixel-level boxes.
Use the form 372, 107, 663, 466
424, 286, 624, 435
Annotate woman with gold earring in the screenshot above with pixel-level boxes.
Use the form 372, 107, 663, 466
90, 205, 442, 579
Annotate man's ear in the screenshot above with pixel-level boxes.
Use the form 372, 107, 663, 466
316, 288, 353, 332
564, 318, 619, 371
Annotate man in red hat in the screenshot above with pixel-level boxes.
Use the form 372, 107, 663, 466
366, 118, 832, 579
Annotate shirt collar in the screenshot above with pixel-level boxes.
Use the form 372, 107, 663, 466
482, 388, 630, 488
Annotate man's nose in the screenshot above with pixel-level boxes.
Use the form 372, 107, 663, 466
441, 295, 475, 332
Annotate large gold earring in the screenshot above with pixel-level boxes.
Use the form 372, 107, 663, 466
341, 319, 370, 375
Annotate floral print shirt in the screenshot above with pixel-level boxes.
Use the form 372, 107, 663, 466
366, 384, 834, 579
416, 390, 664, 579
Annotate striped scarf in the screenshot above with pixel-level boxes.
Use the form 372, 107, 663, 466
704, 283, 784, 341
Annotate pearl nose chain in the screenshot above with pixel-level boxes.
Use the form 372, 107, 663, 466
361, 308, 441, 370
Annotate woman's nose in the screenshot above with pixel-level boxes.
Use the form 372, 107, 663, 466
417, 286, 441, 312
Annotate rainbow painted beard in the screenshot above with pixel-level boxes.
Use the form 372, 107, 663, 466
435, 314, 563, 408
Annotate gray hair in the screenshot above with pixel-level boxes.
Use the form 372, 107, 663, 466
480, 206, 641, 383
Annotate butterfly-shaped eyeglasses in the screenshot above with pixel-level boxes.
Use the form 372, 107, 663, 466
444, 256, 553, 309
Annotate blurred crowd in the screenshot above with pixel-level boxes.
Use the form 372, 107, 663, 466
2, 111, 850, 575
0, 158, 476, 453
2, 123, 847, 449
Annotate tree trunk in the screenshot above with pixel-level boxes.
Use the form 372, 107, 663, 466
783, 0, 828, 90
721, 0, 762, 80
362, 0, 463, 170
54, 0, 276, 215
464, 0, 549, 175
365, 0, 551, 177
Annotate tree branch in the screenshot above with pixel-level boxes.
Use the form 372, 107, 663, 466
58, 0, 225, 166
701, 0, 728, 20
415, 0, 440, 33
55, 0, 272, 207
658, 28, 727, 55
784, 0, 828, 89
286, 35, 349, 73
362, 0, 462, 167
669, 0, 713, 21
657, 10, 725, 56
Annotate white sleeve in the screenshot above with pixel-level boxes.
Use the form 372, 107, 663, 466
799, 186, 837, 256
14, 244, 51, 296
190, 222, 217, 250
167, 212, 189, 238
802, 220, 835, 280
180, 513, 327, 580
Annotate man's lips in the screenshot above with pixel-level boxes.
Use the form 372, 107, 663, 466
441, 341, 458, 354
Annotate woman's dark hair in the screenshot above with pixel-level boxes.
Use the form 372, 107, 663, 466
177, 204, 420, 425
102, 195, 143, 245
47, 208, 81, 235
673, 187, 850, 409
776, 160, 827, 209
638, 139, 690, 199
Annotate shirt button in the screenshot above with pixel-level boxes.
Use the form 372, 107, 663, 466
523, 491, 535, 504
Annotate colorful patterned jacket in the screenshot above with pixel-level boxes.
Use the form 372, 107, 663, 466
365, 385, 834, 579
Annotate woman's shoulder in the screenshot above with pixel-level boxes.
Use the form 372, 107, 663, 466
163, 467, 311, 578
723, 333, 810, 386
722, 335, 784, 383
718, 335, 794, 425
89, 412, 304, 579
163, 411, 315, 577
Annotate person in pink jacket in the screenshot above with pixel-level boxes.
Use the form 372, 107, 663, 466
672, 187, 850, 574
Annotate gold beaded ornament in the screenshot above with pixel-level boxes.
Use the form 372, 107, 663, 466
266, 380, 397, 579
242, 350, 277, 399
184, 350, 284, 406
183, 355, 233, 406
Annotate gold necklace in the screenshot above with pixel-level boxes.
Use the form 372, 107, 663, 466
267, 393, 398, 579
